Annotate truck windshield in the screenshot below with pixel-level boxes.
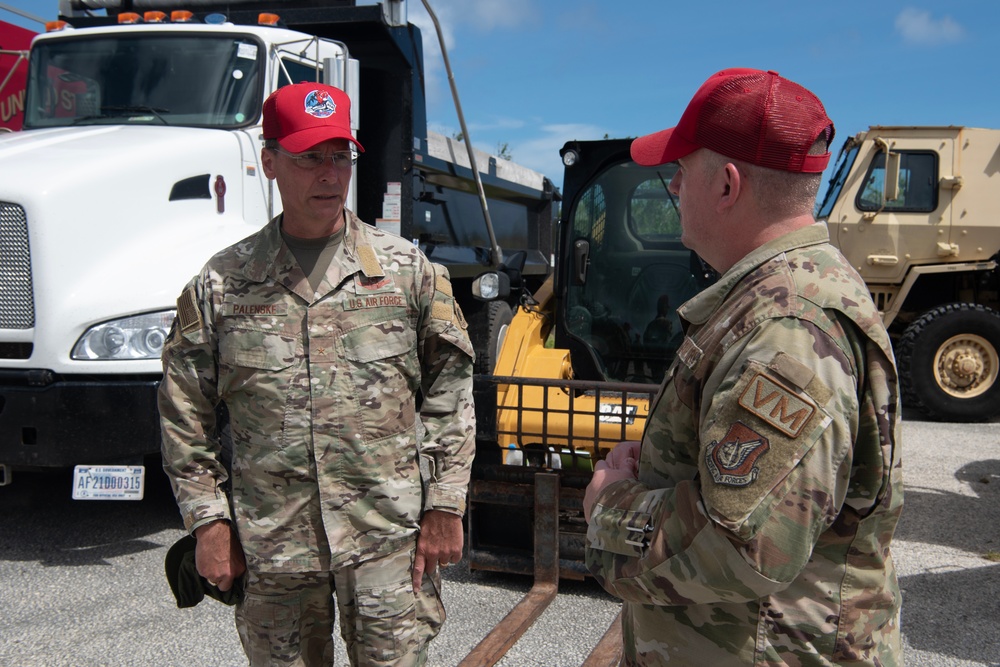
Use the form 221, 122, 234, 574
23, 34, 263, 129
815, 143, 859, 219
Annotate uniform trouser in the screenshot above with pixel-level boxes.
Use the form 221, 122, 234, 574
235, 544, 445, 667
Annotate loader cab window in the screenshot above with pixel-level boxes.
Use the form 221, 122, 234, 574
857, 150, 938, 213
24, 35, 263, 129
562, 161, 703, 384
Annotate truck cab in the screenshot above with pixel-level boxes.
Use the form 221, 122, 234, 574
0, 0, 556, 490
817, 126, 1000, 422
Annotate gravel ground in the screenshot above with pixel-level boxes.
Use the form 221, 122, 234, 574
1, 416, 998, 666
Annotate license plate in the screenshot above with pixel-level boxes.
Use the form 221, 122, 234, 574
72, 465, 145, 500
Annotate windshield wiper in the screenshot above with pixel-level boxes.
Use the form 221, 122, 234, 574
72, 105, 171, 125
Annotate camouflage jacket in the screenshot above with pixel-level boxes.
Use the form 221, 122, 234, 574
159, 211, 475, 572
586, 224, 903, 666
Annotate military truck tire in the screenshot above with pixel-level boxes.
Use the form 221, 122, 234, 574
897, 303, 1000, 422
468, 301, 514, 375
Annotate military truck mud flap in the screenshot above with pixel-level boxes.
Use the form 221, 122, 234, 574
465, 375, 658, 665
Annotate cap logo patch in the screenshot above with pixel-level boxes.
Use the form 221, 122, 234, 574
705, 421, 769, 487
738, 372, 816, 437
304, 89, 336, 118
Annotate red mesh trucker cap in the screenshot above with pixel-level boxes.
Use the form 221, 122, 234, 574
262, 82, 365, 153
630, 69, 833, 173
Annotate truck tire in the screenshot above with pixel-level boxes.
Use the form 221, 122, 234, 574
897, 303, 1000, 422
467, 301, 514, 375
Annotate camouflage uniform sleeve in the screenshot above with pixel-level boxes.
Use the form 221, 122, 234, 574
588, 317, 859, 605
416, 262, 476, 515
158, 270, 231, 534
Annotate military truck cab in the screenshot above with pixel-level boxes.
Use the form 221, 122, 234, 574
817, 126, 1000, 422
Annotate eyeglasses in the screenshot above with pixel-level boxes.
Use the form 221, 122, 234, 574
271, 147, 357, 169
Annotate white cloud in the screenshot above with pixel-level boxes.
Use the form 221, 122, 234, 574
894, 8, 964, 45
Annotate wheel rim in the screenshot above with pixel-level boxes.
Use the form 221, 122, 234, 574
932, 333, 1000, 399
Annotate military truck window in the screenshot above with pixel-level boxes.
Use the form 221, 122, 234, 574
24, 35, 263, 129
816, 143, 859, 218
857, 151, 938, 212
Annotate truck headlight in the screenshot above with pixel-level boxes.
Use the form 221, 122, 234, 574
472, 271, 510, 301
72, 311, 176, 360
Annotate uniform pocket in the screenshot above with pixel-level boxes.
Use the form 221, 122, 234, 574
236, 591, 302, 665
220, 329, 298, 370
341, 323, 417, 443
355, 579, 417, 662
218, 329, 297, 397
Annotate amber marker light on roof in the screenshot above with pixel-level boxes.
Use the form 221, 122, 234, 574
171, 10, 194, 22
258, 13, 280, 26
144, 11, 167, 23
45, 20, 68, 32
117, 12, 142, 24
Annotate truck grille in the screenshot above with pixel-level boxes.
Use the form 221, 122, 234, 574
0, 202, 35, 329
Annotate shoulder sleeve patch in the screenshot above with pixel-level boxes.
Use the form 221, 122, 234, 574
737, 371, 817, 438
705, 421, 770, 487
177, 286, 203, 334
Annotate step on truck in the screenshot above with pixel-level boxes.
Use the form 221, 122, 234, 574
0, 0, 556, 492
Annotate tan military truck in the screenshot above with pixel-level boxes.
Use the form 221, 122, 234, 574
816, 126, 1000, 422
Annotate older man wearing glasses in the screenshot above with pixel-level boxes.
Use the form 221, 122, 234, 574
159, 82, 475, 667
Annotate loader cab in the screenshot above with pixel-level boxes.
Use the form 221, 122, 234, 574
554, 139, 715, 384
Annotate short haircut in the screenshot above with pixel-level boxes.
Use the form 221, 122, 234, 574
701, 134, 827, 218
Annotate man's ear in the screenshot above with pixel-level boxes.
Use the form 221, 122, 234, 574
261, 147, 277, 180
716, 162, 742, 213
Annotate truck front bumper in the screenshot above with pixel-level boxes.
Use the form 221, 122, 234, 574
0, 371, 161, 469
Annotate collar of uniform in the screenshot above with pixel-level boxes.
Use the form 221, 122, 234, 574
679, 223, 830, 326
241, 210, 386, 283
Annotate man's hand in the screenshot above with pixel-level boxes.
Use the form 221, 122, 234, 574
584, 441, 641, 523
194, 520, 247, 592
412, 510, 463, 593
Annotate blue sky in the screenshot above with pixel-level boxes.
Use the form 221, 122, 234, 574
3, 1, 997, 190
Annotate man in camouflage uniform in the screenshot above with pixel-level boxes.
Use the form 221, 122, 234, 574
159, 82, 475, 666
583, 69, 903, 666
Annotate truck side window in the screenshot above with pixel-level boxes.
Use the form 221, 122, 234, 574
857, 151, 938, 213
277, 58, 319, 88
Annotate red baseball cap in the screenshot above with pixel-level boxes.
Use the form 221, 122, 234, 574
631, 69, 833, 173
262, 82, 365, 153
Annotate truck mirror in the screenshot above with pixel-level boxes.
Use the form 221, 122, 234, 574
571, 238, 590, 286
884, 150, 901, 202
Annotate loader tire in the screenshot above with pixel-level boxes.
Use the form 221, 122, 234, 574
467, 300, 514, 375
897, 303, 1000, 422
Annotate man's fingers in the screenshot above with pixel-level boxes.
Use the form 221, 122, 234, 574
411, 552, 426, 593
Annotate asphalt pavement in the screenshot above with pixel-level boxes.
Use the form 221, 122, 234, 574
0, 417, 998, 666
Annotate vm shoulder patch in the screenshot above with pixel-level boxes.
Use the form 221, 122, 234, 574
737, 372, 817, 438
705, 421, 770, 487
177, 286, 203, 334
